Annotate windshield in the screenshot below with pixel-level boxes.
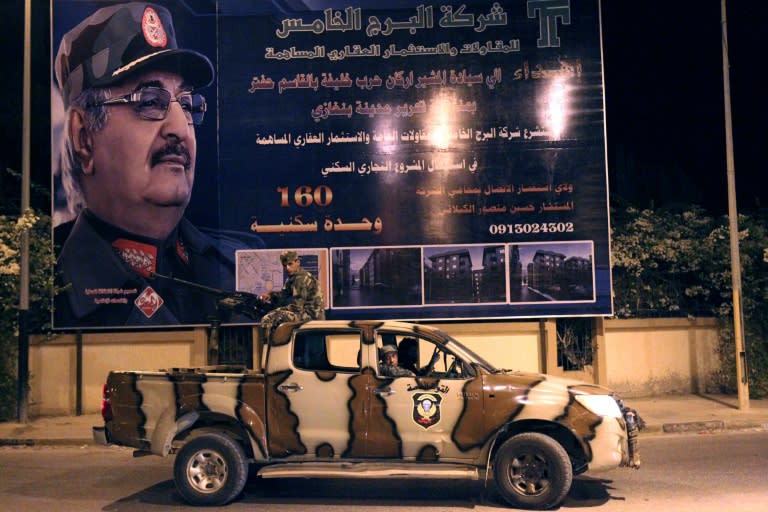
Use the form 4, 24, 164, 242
435, 329, 498, 372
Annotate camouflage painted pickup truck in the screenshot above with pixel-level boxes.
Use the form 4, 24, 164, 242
93, 320, 641, 509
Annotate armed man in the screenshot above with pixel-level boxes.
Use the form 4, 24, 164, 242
259, 251, 325, 337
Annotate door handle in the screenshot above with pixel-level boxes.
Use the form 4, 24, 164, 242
374, 387, 394, 397
278, 382, 303, 393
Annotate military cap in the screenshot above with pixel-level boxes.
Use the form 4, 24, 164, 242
279, 250, 299, 266
55, 2, 214, 108
380, 344, 397, 355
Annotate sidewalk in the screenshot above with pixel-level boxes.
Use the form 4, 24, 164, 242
629, 394, 768, 434
1, 394, 767, 446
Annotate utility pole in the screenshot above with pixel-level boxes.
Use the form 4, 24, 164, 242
17, 0, 32, 422
720, 0, 749, 410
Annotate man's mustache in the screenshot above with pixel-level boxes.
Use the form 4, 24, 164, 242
151, 143, 191, 169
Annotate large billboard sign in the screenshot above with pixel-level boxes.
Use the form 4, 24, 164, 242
52, 0, 612, 329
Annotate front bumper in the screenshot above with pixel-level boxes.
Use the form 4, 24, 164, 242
617, 398, 642, 469
587, 417, 632, 471
585, 399, 642, 472
622, 408, 642, 469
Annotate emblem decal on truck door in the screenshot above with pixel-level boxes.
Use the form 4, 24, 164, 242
413, 392, 442, 429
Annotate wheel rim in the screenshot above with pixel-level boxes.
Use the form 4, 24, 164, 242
507, 450, 551, 497
185, 448, 229, 494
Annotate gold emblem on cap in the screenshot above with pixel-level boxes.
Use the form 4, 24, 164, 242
141, 6, 168, 48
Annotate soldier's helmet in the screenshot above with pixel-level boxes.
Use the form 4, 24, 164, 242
55, 2, 214, 108
280, 250, 299, 266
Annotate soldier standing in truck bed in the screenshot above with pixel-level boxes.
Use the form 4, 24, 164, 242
260, 251, 325, 337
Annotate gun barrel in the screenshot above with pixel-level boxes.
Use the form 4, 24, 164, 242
150, 272, 227, 296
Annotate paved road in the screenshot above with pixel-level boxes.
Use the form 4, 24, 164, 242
0, 431, 766, 511
565, 430, 768, 511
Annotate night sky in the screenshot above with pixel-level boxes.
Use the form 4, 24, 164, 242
602, 1, 765, 214
1, 1, 763, 215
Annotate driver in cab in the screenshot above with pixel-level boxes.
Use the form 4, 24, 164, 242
379, 344, 415, 377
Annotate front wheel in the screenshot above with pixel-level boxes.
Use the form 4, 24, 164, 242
493, 432, 573, 510
174, 432, 249, 506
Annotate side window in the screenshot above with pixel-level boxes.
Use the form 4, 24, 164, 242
293, 331, 361, 373
375, 332, 469, 379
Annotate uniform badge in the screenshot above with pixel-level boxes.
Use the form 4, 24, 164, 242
175, 238, 189, 265
412, 392, 442, 429
141, 7, 168, 48
135, 286, 164, 318
112, 239, 157, 278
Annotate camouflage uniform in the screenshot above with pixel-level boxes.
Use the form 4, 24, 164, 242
380, 363, 415, 377
261, 267, 325, 336
379, 345, 415, 377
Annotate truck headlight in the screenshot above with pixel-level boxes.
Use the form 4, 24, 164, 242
574, 395, 622, 418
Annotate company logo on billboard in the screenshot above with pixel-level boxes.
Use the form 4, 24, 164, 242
412, 392, 442, 429
135, 286, 164, 318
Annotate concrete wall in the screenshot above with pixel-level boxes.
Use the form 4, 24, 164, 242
432, 321, 543, 373
603, 317, 720, 397
29, 330, 207, 416
29, 317, 720, 415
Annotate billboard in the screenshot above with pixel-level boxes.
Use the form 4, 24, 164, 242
51, 0, 611, 328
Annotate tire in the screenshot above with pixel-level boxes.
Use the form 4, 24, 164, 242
493, 432, 573, 510
174, 432, 249, 506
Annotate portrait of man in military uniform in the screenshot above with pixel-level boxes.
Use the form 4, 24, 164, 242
52, 2, 263, 328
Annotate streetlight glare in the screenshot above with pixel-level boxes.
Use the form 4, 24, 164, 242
544, 78, 568, 140
428, 92, 454, 150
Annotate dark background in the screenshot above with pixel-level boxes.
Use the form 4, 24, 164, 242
1, 1, 764, 216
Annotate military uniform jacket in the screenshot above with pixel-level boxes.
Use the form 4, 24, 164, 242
269, 268, 325, 320
379, 363, 415, 377
54, 210, 263, 328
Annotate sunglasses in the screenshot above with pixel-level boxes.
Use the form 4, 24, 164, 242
93, 86, 207, 125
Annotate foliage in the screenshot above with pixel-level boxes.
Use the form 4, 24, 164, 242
557, 317, 593, 371
0, 208, 59, 420
611, 205, 768, 397
708, 211, 768, 397
611, 205, 722, 317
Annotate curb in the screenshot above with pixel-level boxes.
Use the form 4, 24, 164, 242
658, 420, 768, 434
628, 420, 768, 436
0, 438, 95, 447
662, 420, 725, 434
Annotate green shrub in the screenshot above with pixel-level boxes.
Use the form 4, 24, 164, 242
0, 209, 59, 420
611, 205, 768, 397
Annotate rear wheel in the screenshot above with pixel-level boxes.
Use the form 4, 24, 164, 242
493, 432, 573, 510
174, 432, 248, 506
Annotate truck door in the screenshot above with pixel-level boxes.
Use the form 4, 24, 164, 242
265, 328, 369, 459
366, 331, 480, 461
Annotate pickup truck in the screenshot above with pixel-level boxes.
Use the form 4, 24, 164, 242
93, 320, 641, 509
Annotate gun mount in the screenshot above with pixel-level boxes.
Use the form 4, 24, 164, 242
150, 272, 270, 320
